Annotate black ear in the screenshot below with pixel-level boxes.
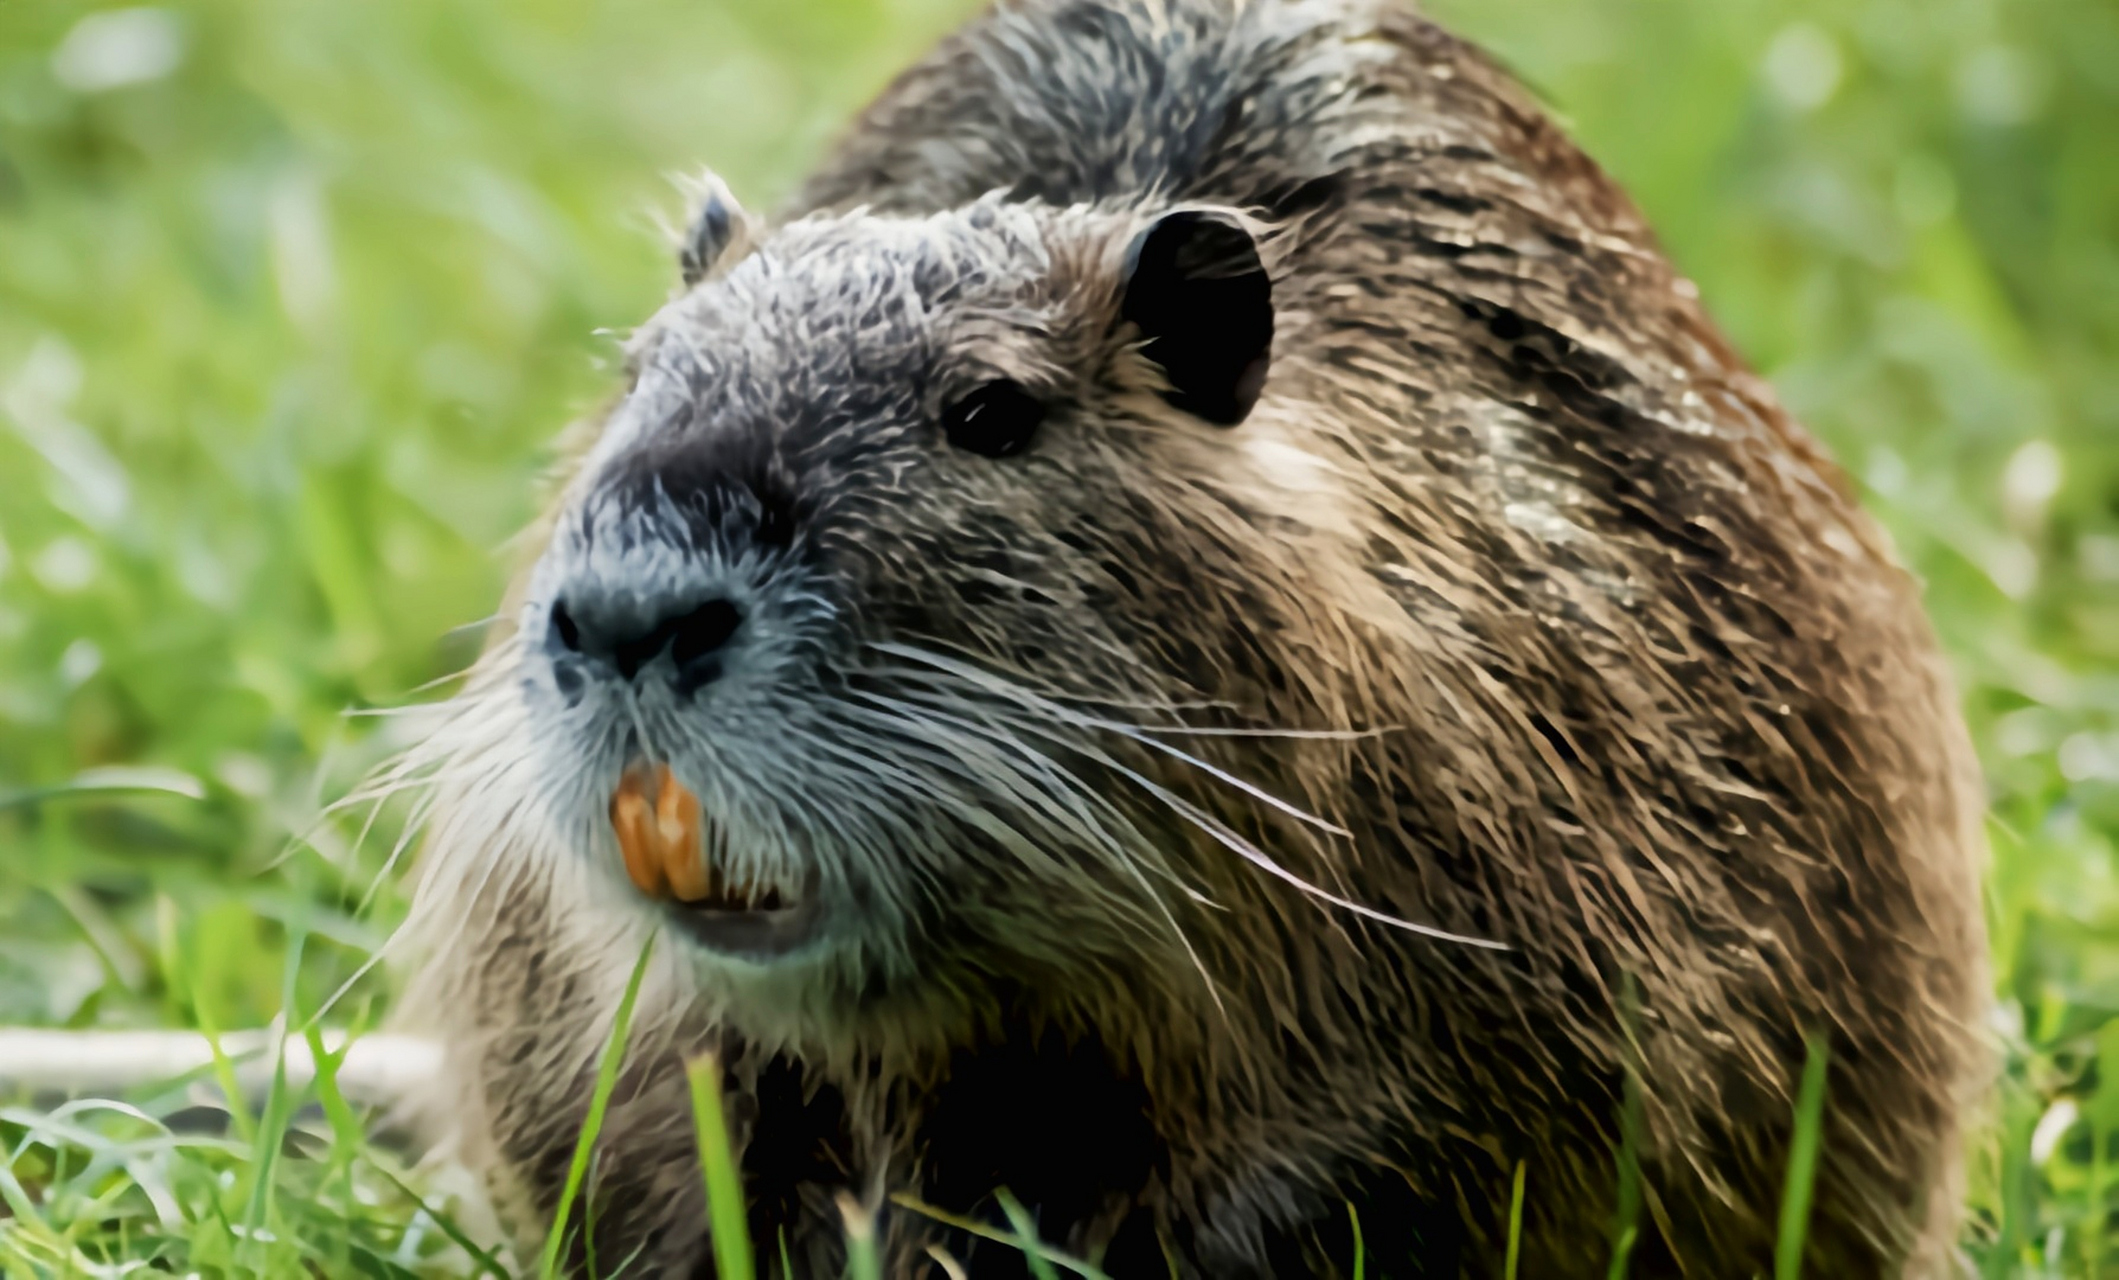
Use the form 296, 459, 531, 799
1119, 210, 1273, 426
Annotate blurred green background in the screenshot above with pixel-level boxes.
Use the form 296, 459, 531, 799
0, 0, 2114, 1273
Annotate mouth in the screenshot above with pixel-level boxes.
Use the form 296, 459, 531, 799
609, 763, 822, 960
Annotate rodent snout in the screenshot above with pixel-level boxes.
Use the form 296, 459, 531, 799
546, 589, 743, 692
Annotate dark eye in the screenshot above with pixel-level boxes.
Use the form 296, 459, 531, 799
943, 380, 1045, 458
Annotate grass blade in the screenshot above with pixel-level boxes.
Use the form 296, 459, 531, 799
241, 926, 310, 1272
1607, 973, 1643, 1280
537, 933, 657, 1279
186, 980, 258, 1149
304, 1024, 365, 1152
364, 1159, 511, 1279
996, 1190, 1062, 1280
1504, 1160, 1526, 1280
839, 1192, 882, 1280
889, 1193, 1110, 1280
1774, 1034, 1831, 1280
684, 1050, 755, 1280
0, 767, 206, 812
1348, 1201, 1365, 1280
2091, 1083, 2112, 1279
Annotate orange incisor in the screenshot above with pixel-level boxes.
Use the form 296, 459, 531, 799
610, 763, 709, 901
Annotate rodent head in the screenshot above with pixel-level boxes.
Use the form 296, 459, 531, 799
480, 182, 1377, 1034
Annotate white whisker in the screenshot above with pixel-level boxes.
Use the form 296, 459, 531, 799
862, 642, 1508, 953
1113, 760, 1507, 951
836, 689, 1226, 1005
865, 647, 1352, 836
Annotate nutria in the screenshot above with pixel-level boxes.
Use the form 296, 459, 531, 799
389, 0, 1990, 1274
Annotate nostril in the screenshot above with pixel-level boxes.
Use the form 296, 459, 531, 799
551, 600, 583, 653
670, 598, 743, 669
547, 592, 742, 683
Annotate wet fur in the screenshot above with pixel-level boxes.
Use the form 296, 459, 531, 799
390, 0, 1990, 1275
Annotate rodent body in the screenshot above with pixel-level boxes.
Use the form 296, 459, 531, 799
392, 1, 1989, 1275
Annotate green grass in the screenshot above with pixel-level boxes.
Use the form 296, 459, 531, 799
1, 0, 2116, 1274
536, 936, 655, 1280
886, 1194, 1109, 1280
1504, 1161, 1526, 1280
1776, 1037, 1832, 1280
842, 1200, 884, 1280
685, 1050, 756, 1280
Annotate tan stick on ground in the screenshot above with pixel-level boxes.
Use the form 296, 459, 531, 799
0, 1028, 438, 1106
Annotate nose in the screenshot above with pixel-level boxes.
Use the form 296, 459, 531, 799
548, 593, 744, 685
